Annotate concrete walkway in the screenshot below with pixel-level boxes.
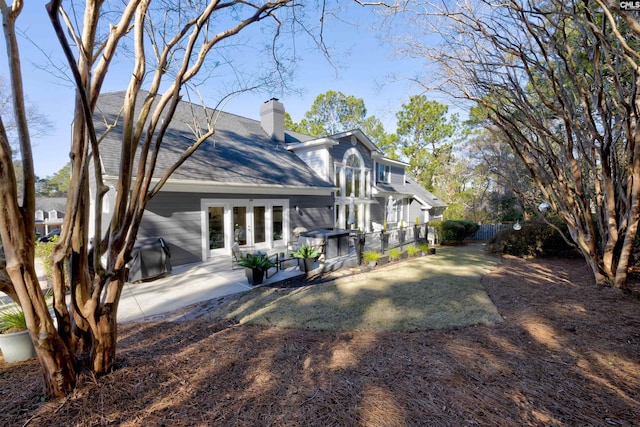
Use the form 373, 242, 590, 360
28, 255, 305, 323
117, 256, 304, 323
25, 252, 357, 323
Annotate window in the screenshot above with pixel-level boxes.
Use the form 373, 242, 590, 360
35, 210, 44, 221
378, 163, 390, 183
254, 206, 266, 244
365, 172, 371, 197
233, 206, 247, 245
333, 149, 371, 230
345, 166, 353, 196
272, 206, 283, 241
208, 207, 224, 249
345, 153, 361, 197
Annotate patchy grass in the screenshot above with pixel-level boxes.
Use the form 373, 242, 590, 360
205, 244, 502, 331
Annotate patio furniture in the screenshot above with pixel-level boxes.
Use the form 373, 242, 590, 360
264, 252, 280, 278
276, 252, 299, 270
231, 243, 256, 270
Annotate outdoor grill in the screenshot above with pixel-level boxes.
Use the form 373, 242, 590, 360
302, 229, 351, 259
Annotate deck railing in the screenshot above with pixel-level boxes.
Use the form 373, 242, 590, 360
350, 223, 430, 263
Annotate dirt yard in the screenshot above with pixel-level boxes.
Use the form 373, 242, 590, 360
2, 251, 640, 426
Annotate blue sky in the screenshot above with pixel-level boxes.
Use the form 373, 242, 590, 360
3, 3, 444, 178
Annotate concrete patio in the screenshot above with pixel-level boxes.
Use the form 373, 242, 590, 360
117, 250, 359, 323
116, 255, 305, 323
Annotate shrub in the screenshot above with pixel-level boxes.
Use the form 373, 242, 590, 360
486, 219, 575, 258
388, 247, 401, 260
362, 251, 382, 263
291, 244, 320, 260
0, 301, 27, 333
237, 253, 276, 270
34, 235, 59, 285
406, 245, 420, 256
430, 220, 480, 244
418, 243, 430, 253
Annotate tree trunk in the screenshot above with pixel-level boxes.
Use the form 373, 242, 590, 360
91, 309, 118, 373
33, 327, 77, 397
7, 264, 76, 397
90, 271, 125, 373
613, 208, 640, 289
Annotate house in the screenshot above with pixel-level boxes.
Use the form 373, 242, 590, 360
35, 197, 66, 238
286, 128, 447, 233
91, 92, 446, 267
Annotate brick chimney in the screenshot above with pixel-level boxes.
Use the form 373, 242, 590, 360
260, 98, 285, 143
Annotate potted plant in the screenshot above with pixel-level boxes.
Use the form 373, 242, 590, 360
292, 244, 319, 273
362, 250, 381, 267
406, 245, 420, 257
398, 219, 406, 245
388, 247, 402, 262
0, 301, 36, 363
237, 253, 275, 285
418, 243, 430, 256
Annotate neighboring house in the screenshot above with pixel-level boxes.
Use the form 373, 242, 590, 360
91, 91, 446, 267
35, 197, 66, 237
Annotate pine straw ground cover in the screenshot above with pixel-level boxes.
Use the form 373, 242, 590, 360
1, 245, 640, 426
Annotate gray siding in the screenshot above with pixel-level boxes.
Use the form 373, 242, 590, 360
371, 197, 386, 223
329, 137, 374, 169
389, 165, 405, 185
138, 192, 203, 266
408, 200, 424, 224
289, 195, 334, 233
138, 192, 335, 266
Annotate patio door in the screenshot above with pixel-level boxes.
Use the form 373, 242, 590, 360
233, 202, 268, 249
203, 199, 288, 259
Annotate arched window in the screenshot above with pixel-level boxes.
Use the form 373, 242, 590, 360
334, 148, 370, 230
343, 150, 363, 198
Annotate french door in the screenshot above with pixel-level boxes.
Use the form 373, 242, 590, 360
203, 199, 287, 258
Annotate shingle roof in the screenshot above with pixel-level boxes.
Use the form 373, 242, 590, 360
35, 197, 67, 212
375, 176, 447, 209
94, 91, 333, 188
404, 175, 448, 208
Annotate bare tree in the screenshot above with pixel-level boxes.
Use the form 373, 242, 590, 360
0, 0, 400, 397
0, 76, 52, 146
398, 0, 640, 290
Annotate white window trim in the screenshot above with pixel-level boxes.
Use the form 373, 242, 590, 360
200, 198, 290, 260
377, 163, 390, 184
337, 148, 370, 201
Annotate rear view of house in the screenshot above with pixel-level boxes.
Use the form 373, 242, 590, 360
91, 92, 445, 267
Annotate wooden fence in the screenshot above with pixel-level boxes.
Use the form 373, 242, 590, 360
468, 224, 508, 241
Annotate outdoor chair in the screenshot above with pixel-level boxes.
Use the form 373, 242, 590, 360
231, 243, 245, 270
264, 252, 280, 279
232, 244, 280, 279
371, 222, 384, 232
